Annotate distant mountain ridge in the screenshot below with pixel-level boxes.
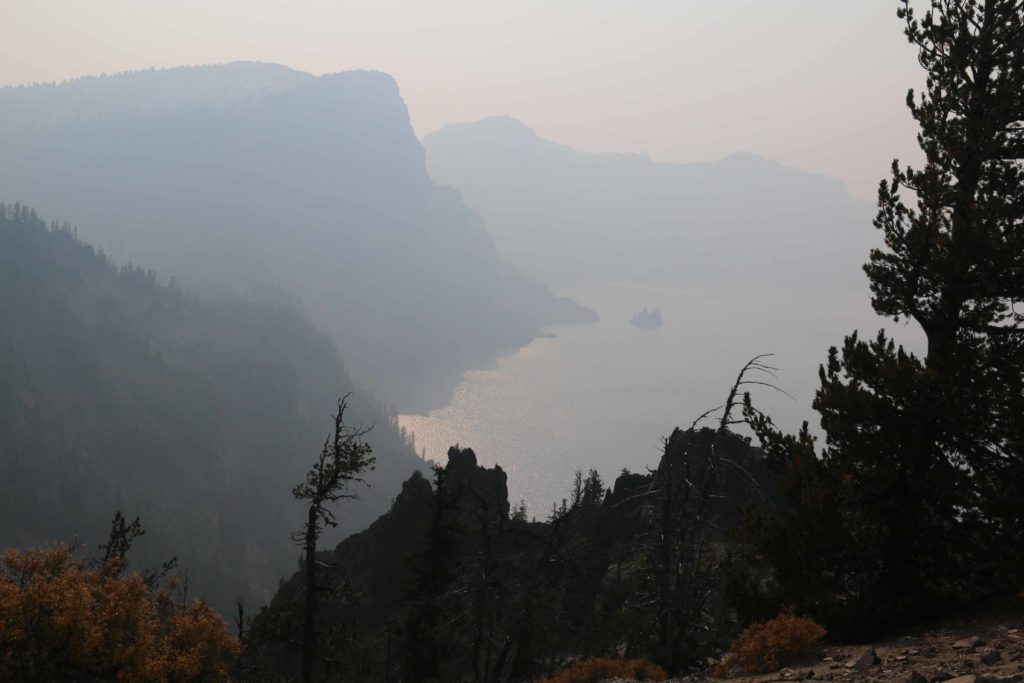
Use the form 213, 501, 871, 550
0, 62, 314, 130
0, 64, 595, 412
423, 116, 875, 291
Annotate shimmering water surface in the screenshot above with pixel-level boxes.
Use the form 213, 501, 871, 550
400, 281, 912, 517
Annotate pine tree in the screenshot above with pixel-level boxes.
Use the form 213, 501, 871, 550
746, 0, 1024, 636
292, 395, 374, 683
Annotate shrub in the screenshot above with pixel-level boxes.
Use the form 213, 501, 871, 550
713, 613, 826, 676
535, 657, 668, 683
0, 544, 240, 682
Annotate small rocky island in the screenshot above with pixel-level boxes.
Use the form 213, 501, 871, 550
629, 306, 663, 329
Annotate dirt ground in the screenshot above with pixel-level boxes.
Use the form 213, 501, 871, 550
612, 595, 1024, 683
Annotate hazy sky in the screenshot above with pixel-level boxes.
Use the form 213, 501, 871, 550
2, 0, 924, 199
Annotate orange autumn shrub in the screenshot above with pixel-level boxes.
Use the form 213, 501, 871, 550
0, 544, 239, 682
712, 613, 826, 677
163, 599, 242, 681
535, 657, 668, 683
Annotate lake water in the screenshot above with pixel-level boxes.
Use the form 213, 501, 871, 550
400, 280, 918, 517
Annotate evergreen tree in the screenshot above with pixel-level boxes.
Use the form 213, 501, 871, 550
293, 396, 375, 683
746, 0, 1024, 636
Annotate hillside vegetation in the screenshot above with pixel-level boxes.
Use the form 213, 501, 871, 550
0, 203, 424, 613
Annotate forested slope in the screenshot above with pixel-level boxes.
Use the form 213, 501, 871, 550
0, 203, 424, 614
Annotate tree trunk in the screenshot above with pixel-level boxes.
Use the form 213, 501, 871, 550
657, 451, 674, 654
303, 505, 318, 683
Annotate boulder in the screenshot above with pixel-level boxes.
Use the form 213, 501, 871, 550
981, 651, 1003, 666
848, 648, 881, 671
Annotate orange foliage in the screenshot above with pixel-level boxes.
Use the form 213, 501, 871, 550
712, 613, 826, 677
0, 544, 239, 682
535, 657, 668, 683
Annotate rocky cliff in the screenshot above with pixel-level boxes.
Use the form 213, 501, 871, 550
0, 65, 596, 412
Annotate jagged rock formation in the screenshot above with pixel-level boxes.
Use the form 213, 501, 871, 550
249, 428, 773, 680
258, 445, 511, 626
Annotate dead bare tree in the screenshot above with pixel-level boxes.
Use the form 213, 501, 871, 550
636, 354, 786, 670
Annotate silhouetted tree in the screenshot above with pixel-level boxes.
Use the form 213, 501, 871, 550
401, 463, 460, 683
97, 511, 178, 588
745, 0, 1024, 637
635, 356, 777, 670
100, 511, 145, 563
293, 395, 375, 683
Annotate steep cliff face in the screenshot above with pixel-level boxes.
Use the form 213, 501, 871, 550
0, 65, 595, 412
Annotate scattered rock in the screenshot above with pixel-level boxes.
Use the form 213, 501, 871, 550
849, 648, 882, 672
932, 672, 956, 682
982, 651, 1003, 666
956, 637, 984, 651
988, 676, 1024, 683
909, 671, 928, 683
